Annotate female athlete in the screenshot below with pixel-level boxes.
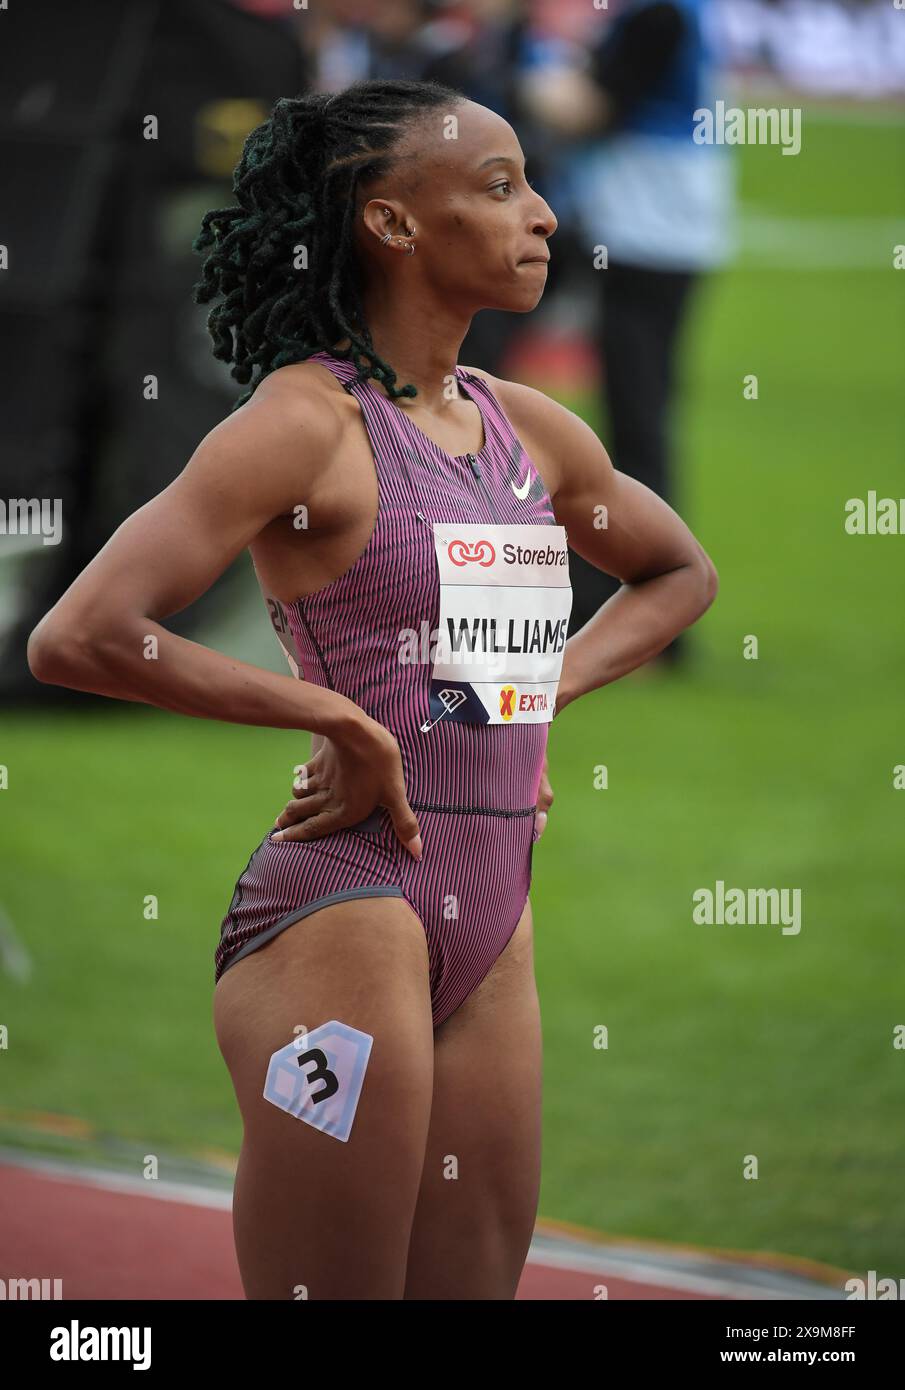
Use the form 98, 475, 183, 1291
27, 80, 717, 1300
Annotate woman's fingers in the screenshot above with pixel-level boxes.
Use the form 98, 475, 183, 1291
291, 769, 323, 797
382, 770, 421, 860
535, 753, 553, 839
273, 807, 352, 844
291, 750, 324, 794
274, 790, 332, 830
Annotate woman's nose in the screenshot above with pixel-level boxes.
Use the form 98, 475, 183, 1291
531, 197, 557, 238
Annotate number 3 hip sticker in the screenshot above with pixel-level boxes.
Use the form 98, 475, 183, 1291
263, 1020, 373, 1143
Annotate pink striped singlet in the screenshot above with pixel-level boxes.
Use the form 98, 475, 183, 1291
215, 350, 573, 1028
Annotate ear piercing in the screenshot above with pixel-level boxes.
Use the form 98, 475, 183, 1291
379, 217, 416, 254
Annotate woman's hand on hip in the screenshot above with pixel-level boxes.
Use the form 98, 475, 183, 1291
273, 716, 422, 859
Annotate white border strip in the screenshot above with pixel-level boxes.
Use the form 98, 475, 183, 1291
0, 1151, 842, 1298
0, 1150, 233, 1211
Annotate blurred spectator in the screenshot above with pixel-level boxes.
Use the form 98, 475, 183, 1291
711, 0, 905, 97
523, 0, 735, 660
297, 0, 468, 89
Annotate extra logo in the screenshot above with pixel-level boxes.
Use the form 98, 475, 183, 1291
499, 686, 551, 720
448, 537, 495, 566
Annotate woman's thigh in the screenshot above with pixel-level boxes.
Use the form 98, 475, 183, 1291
403, 898, 543, 1299
213, 894, 435, 1300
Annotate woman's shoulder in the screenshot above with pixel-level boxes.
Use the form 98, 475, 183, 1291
459, 363, 568, 429
191, 359, 359, 514
242, 359, 355, 438
207, 359, 367, 476
458, 365, 589, 493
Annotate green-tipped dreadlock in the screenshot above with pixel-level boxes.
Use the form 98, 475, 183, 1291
191, 79, 464, 411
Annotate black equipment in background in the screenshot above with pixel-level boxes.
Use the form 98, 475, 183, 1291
0, 0, 306, 702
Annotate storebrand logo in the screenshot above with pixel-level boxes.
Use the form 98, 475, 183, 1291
49, 1321, 151, 1370
448, 537, 495, 566
502, 541, 568, 567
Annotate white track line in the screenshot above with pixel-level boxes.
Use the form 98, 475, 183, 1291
0, 1149, 232, 1210
0, 1149, 841, 1298
527, 1245, 834, 1300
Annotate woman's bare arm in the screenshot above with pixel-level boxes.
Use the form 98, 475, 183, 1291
488, 379, 719, 714
27, 373, 365, 743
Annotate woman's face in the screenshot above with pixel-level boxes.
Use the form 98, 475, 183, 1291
360, 101, 558, 316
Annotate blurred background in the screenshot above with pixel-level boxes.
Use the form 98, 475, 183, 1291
1, 0, 903, 1292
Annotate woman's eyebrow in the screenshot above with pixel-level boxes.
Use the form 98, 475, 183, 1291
476, 155, 523, 171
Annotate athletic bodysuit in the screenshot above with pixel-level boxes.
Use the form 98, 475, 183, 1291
214, 350, 573, 1028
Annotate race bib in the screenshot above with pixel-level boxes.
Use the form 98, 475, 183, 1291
425, 523, 573, 728
263, 1021, 373, 1143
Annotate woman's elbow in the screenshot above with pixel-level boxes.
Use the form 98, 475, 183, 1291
27, 613, 105, 688
27, 617, 75, 686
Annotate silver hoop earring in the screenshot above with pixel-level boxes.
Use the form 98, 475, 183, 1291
405, 242, 415, 256
380, 232, 392, 246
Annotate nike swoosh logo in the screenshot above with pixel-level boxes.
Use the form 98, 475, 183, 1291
511, 470, 532, 500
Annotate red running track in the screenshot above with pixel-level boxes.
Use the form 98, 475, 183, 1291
0, 1162, 845, 1301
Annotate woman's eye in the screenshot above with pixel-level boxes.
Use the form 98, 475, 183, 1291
491, 176, 534, 196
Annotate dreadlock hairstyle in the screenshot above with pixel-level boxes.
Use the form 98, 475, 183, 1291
191, 79, 465, 411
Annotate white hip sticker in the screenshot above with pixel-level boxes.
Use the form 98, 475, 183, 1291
263, 1020, 373, 1143
426, 523, 573, 727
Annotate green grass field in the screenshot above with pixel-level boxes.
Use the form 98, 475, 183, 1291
1, 108, 903, 1275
